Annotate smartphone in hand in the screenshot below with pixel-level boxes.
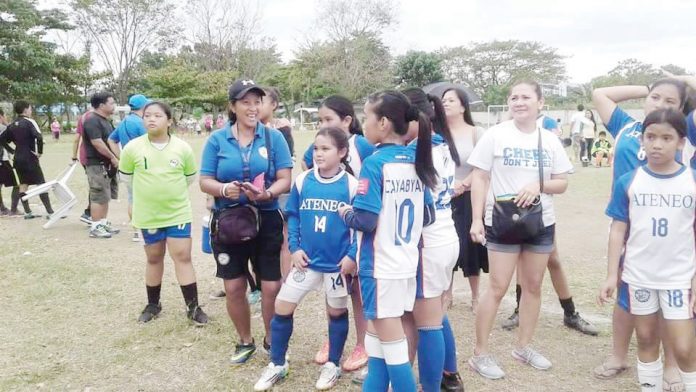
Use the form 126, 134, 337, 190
241, 182, 263, 195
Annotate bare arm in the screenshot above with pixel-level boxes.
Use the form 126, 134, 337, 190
599, 220, 627, 305
71, 133, 81, 160
107, 139, 121, 159
90, 139, 118, 166
592, 85, 649, 125
470, 168, 489, 223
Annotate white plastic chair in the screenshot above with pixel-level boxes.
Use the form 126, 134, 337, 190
21, 163, 78, 229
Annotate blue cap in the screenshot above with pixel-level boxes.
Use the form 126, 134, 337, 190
128, 94, 150, 110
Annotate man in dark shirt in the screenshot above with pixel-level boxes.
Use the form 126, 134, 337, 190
83, 92, 119, 238
0, 100, 53, 219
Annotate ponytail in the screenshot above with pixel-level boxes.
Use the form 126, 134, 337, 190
414, 112, 438, 190
427, 93, 460, 167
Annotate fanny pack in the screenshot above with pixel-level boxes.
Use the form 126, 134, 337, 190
489, 130, 545, 244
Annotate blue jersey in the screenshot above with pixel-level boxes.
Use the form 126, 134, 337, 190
537, 115, 558, 132
109, 113, 146, 148
285, 168, 358, 273
606, 165, 696, 289
304, 134, 376, 176
353, 144, 434, 279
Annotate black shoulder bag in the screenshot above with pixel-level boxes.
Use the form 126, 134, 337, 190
211, 125, 274, 245
489, 130, 545, 244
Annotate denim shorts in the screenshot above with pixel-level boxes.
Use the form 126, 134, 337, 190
485, 224, 555, 254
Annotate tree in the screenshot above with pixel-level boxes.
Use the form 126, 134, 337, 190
440, 40, 567, 105
71, 0, 179, 103
315, 0, 397, 41
591, 58, 660, 88
394, 51, 444, 87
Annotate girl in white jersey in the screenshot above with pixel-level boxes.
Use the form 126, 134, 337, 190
306, 95, 375, 373
403, 87, 464, 392
600, 109, 696, 392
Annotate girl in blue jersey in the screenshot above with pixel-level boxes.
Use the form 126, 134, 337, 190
402, 88, 464, 392
307, 95, 374, 373
592, 78, 695, 385
338, 90, 437, 392
600, 109, 696, 392
254, 127, 358, 391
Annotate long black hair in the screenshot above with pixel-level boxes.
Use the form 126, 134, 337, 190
321, 95, 363, 135
403, 87, 461, 167
366, 90, 438, 189
443, 88, 475, 127
315, 126, 354, 176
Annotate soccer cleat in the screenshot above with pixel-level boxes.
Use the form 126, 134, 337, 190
511, 346, 552, 370
247, 289, 261, 305
501, 310, 519, 330
79, 213, 93, 224
314, 340, 330, 365
316, 362, 341, 390
342, 345, 368, 371
23, 212, 40, 220
468, 354, 505, 380
564, 312, 599, 336
253, 362, 289, 391
187, 305, 209, 325
89, 224, 112, 238
259, 336, 271, 355
351, 367, 368, 385
230, 340, 257, 365
138, 303, 162, 323
441, 371, 465, 391
103, 221, 120, 235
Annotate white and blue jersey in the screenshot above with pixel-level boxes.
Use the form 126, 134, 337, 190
285, 168, 358, 273
303, 134, 376, 176
408, 134, 458, 247
353, 144, 434, 279
606, 165, 696, 289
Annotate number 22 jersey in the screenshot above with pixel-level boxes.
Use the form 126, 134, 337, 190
353, 144, 434, 280
606, 165, 696, 289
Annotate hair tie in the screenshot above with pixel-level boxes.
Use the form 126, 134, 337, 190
406, 105, 420, 122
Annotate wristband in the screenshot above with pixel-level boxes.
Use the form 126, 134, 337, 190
266, 189, 275, 200
220, 183, 229, 198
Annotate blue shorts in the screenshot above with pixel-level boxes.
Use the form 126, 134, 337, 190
141, 223, 191, 245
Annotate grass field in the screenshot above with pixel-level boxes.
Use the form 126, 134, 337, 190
0, 131, 637, 391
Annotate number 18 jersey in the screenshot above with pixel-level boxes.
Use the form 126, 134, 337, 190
353, 144, 434, 280
606, 165, 696, 289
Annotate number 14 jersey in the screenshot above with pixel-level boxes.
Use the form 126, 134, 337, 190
606, 165, 696, 289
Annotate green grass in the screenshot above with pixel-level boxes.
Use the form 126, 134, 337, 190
0, 132, 636, 391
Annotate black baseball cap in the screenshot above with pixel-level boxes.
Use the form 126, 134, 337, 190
228, 79, 266, 101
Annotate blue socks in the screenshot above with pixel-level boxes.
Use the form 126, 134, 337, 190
383, 338, 417, 392
270, 313, 293, 366
328, 311, 350, 366
417, 326, 445, 392
442, 316, 458, 373
364, 333, 389, 391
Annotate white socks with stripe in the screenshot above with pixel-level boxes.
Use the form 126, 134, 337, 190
637, 358, 663, 392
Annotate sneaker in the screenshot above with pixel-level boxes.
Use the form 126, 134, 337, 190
253, 362, 288, 391
24, 212, 40, 220
247, 289, 261, 305
351, 367, 368, 385
7, 210, 22, 218
501, 310, 519, 331
187, 305, 209, 325
45, 213, 66, 220
316, 362, 341, 390
511, 346, 552, 370
342, 345, 368, 371
230, 340, 257, 365
441, 371, 465, 391
132, 231, 141, 242
564, 312, 599, 336
138, 303, 162, 323
103, 221, 120, 235
80, 213, 93, 224
314, 340, 330, 365
209, 290, 226, 300
89, 224, 112, 238
468, 354, 505, 380
0, 207, 9, 216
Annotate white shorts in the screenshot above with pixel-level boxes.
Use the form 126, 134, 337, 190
276, 267, 349, 309
417, 242, 459, 299
625, 283, 693, 320
360, 276, 416, 320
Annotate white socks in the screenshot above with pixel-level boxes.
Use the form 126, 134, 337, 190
679, 369, 696, 392
637, 358, 663, 392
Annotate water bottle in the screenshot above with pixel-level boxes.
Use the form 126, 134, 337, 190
201, 214, 212, 254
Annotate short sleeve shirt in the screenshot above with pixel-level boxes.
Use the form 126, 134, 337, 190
200, 122, 293, 210
118, 135, 197, 229
83, 113, 114, 165
109, 113, 146, 148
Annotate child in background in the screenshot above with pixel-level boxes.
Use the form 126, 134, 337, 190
592, 131, 613, 167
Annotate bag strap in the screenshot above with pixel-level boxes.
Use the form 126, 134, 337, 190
537, 128, 544, 194
263, 124, 274, 188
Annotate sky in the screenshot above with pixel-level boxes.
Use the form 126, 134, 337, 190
39, 0, 695, 83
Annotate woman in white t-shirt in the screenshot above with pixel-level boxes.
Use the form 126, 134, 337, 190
467, 81, 572, 380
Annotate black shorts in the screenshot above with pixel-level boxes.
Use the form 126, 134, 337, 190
452, 192, 488, 276
0, 161, 17, 186
212, 209, 284, 281
14, 158, 45, 185
485, 224, 555, 254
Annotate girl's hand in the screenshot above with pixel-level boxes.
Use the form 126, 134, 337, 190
338, 256, 357, 276
598, 278, 617, 306
338, 204, 353, 219
224, 182, 241, 199
516, 182, 541, 208
469, 219, 486, 244
291, 250, 309, 272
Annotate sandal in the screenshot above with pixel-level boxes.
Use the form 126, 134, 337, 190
663, 378, 685, 392
592, 362, 629, 380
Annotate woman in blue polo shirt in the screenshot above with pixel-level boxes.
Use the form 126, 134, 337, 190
200, 79, 293, 365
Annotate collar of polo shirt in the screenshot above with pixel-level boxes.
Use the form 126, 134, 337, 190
225, 121, 265, 141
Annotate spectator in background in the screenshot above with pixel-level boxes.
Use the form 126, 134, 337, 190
0, 108, 17, 215
216, 113, 225, 129
204, 114, 213, 135
591, 131, 613, 167
580, 110, 598, 162
570, 104, 586, 162
261, 87, 294, 157
50, 119, 61, 141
